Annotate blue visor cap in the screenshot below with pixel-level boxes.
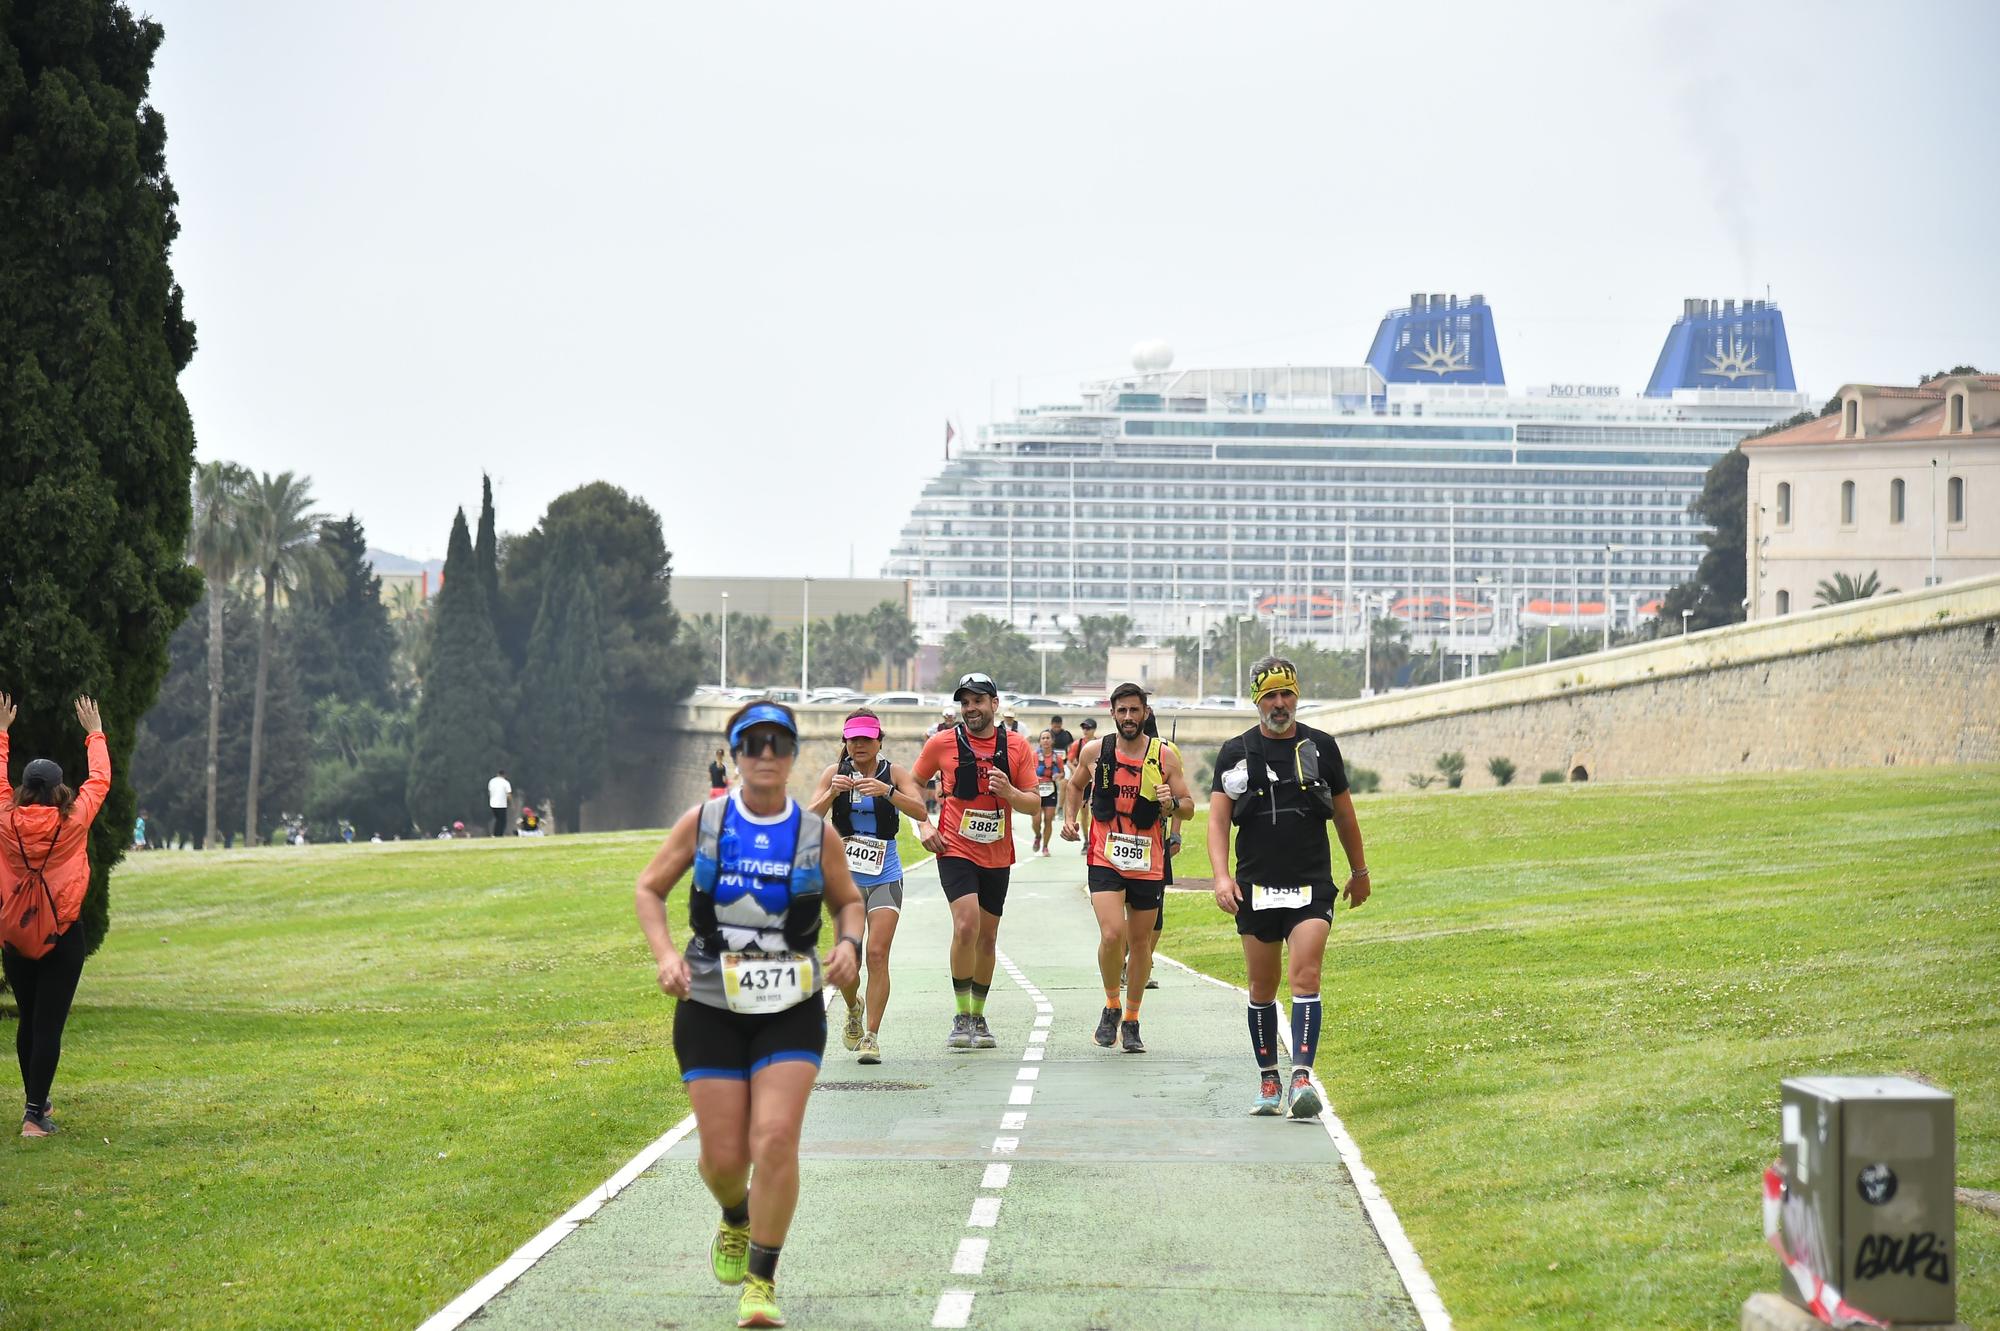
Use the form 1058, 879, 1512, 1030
728, 703, 799, 751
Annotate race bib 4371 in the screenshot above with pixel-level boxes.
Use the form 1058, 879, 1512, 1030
720, 952, 814, 1014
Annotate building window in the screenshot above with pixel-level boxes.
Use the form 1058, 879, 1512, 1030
1844, 399, 1859, 437
1950, 393, 1966, 434
1840, 480, 1856, 526
1776, 481, 1791, 527
1949, 475, 1966, 524
1776, 589, 1791, 615
1890, 478, 1905, 524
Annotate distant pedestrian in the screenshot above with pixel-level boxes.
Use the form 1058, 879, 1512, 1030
1, 694, 113, 1138
708, 748, 730, 799
488, 768, 512, 838
131, 811, 147, 851
1048, 715, 1074, 759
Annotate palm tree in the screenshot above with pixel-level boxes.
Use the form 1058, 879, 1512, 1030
242, 471, 332, 844
1814, 570, 1898, 607
867, 600, 918, 689
188, 461, 253, 850
1368, 615, 1411, 693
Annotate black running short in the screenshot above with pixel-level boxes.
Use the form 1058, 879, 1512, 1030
1088, 864, 1165, 913
938, 857, 1011, 916
673, 995, 827, 1083
1233, 883, 1336, 943
1039, 793, 1059, 809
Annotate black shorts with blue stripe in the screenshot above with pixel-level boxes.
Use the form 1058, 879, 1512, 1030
673, 994, 828, 1083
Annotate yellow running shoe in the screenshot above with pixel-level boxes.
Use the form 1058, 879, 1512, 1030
736, 1274, 785, 1327
710, 1218, 751, 1285
842, 999, 864, 1051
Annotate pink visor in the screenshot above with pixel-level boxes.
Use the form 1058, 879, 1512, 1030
842, 716, 883, 740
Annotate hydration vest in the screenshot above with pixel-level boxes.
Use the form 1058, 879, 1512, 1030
949, 725, 1011, 801
831, 755, 899, 841
1091, 736, 1167, 830
689, 796, 826, 953
1228, 728, 1336, 827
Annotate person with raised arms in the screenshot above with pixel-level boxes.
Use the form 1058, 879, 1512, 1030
805, 708, 931, 1064
1206, 657, 1372, 1119
636, 701, 865, 1329
911, 673, 1038, 1050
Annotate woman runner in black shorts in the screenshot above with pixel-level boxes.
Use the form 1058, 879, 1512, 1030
637, 701, 865, 1328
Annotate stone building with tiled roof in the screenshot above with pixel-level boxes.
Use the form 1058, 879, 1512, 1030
1742, 375, 1999, 619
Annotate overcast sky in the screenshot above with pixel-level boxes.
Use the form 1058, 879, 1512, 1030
144, 0, 2000, 576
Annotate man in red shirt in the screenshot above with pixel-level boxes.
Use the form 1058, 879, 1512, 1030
913, 672, 1039, 1050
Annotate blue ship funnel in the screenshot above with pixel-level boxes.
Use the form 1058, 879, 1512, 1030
1644, 297, 1796, 396
1365, 293, 1504, 386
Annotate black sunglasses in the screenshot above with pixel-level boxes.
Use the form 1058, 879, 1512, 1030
733, 731, 798, 759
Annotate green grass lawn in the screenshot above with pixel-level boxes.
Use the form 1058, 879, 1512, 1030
1159, 766, 2000, 1329
3, 775, 1992, 1330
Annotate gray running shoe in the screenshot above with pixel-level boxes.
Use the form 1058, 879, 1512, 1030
1144, 976, 1160, 990
1251, 1070, 1284, 1116
1120, 1019, 1146, 1054
1287, 1069, 1323, 1120
970, 1013, 997, 1048
947, 1013, 974, 1050
1093, 1005, 1120, 1048
856, 1030, 881, 1064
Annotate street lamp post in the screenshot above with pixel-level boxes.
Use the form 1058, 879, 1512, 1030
1233, 615, 1247, 701
1681, 608, 1693, 637
801, 577, 811, 698
719, 591, 730, 689
1361, 592, 1374, 697
1196, 602, 1209, 701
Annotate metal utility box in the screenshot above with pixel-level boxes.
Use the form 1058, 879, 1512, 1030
1777, 1076, 1955, 1325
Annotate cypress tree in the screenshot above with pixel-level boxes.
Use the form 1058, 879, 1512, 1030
0, 4, 204, 950
475, 473, 500, 621
406, 510, 508, 833
518, 526, 608, 832
292, 515, 396, 708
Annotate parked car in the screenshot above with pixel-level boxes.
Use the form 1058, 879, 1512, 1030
864, 691, 929, 708
1149, 695, 1191, 710
1197, 695, 1250, 710
1011, 696, 1066, 712
808, 687, 865, 705
761, 688, 805, 704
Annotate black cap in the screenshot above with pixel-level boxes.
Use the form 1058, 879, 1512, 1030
1078, 717, 1098, 729
952, 672, 999, 702
22, 758, 63, 789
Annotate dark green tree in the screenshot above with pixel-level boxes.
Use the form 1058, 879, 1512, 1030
289, 514, 396, 709
1057, 614, 1135, 689
0, 3, 205, 950
939, 615, 1039, 693
1918, 365, 1982, 386
131, 590, 310, 847
497, 483, 696, 756
1657, 444, 1753, 632
1814, 570, 1896, 606
518, 527, 609, 832
407, 510, 509, 832
475, 472, 500, 620
241, 470, 330, 844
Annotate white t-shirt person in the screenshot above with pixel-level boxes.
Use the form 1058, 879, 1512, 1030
488, 773, 512, 809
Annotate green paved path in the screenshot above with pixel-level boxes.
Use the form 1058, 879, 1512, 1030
467, 832, 1427, 1330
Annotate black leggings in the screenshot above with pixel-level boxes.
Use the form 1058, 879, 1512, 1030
2, 925, 88, 1111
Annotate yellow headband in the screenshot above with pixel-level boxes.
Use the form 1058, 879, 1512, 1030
1251, 663, 1299, 703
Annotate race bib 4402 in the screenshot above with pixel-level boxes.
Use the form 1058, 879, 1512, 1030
844, 835, 888, 879
720, 952, 814, 1014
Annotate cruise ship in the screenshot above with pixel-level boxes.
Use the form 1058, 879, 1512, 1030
884, 294, 1809, 655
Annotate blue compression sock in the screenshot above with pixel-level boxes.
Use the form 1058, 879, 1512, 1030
1247, 1001, 1279, 1072
1290, 993, 1322, 1069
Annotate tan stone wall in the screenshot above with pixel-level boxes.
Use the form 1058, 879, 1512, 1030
1307, 573, 2000, 790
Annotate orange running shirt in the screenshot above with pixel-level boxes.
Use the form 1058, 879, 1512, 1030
912, 726, 1037, 868
1084, 741, 1167, 881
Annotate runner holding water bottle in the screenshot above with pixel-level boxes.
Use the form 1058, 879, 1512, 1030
807, 708, 931, 1064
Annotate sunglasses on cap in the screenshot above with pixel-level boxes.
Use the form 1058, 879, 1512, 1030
953, 672, 998, 700
733, 729, 798, 759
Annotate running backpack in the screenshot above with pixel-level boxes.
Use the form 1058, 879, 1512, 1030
2, 820, 67, 960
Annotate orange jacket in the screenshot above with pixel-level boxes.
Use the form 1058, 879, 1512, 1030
1, 731, 112, 956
